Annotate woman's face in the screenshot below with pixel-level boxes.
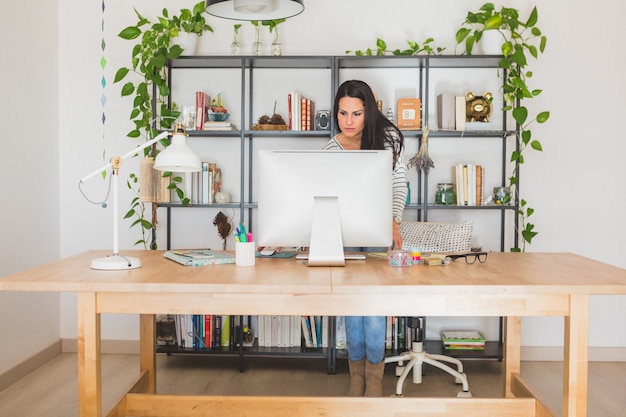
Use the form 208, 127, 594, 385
337, 96, 365, 140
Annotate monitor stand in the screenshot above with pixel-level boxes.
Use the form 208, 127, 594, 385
305, 196, 346, 267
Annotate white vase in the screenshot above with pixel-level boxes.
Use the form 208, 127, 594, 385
479, 30, 504, 55
175, 32, 199, 56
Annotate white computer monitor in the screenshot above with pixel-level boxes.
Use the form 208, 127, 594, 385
257, 149, 393, 266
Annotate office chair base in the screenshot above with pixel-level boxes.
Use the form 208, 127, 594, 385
385, 342, 471, 397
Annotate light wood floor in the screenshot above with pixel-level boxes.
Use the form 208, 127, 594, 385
0, 353, 624, 416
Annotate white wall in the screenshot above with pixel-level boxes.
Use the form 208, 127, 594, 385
0, 2, 61, 375
3, 0, 626, 374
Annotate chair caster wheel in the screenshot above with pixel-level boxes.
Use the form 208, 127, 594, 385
395, 366, 405, 377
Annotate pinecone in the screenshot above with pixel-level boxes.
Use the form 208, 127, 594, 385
257, 115, 271, 124
270, 113, 285, 125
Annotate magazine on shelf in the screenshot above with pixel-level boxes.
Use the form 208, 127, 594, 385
164, 250, 235, 266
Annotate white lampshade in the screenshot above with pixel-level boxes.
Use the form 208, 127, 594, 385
153, 132, 202, 172
205, 0, 304, 20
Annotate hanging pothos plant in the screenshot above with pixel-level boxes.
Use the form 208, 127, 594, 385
456, 2, 549, 251
346, 37, 445, 56
113, 2, 213, 249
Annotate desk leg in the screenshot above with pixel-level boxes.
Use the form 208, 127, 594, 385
563, 294, 589, 417
502, 316, 521, 398
77, 292, 102, 417
139, 314, 157, 394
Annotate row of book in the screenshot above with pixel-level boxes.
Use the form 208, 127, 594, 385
156, 314, 486, 352
287, 91, 314, 131
452, 163, 484, 206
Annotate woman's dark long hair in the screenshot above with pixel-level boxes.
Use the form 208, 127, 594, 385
333, 80, 404, 168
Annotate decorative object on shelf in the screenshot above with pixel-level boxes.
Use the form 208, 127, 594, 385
253, 100, 287, 129
435, 183, 456, 205
465, 91, 492, 122
215, 192, 231, 204
456, 2, 549, 251
209, 93, 230, 121
407, 125, 434, 175
262, 19, 285, 56
250, 20, 262, 55
493, 186, 510, 205
230, 24, 242, 55
346, 37, 445, 56
397, 98, 421, 130
79, 124, 202, 270
205, 0, 304, 21
315, 110, 330, 130
478, 29, 505, 55
213, 211, 232, 250
270, 27, 281, 55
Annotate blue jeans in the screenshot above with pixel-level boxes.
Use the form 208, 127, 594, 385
343, 247, 388, 365
345, 316, 386, 364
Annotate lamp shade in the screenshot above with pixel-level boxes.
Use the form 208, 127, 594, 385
153, 132, 202, 172
205, 0, 304, 20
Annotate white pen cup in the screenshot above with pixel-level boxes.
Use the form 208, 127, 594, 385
235, 241, 256, 266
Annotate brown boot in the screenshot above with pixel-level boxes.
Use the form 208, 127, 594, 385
348, 359, 365, 396
364, 360, 385, 397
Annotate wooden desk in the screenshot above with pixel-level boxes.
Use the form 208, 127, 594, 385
2, 250, 626, 417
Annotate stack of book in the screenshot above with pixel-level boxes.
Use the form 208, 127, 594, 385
452, 163, 484, 206
441, 330, 486, 350
287, 91, 314, 131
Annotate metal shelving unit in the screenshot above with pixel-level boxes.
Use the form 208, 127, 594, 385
155, 54, 518, 370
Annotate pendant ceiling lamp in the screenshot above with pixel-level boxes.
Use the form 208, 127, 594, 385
205, 0, 304, 20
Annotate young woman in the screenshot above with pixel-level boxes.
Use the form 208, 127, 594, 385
323, 80, 407, 396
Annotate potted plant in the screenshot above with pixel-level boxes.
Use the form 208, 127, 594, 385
456, 3, 550, 251
114, 2, 213, 248
173, 1, 214, 54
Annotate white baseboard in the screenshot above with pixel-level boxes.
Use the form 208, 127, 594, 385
522, 346, 626, 362
0, 340, 62, 392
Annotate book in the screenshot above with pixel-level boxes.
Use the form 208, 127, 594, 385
455, 95, 466, 131
301, 316, 313, 348
441, 330, 486, 350
164, 250, 235, 266
437, 93, 456, 130
195, 91, 210, 130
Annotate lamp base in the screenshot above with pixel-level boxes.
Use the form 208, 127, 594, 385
90, 254, 142, 270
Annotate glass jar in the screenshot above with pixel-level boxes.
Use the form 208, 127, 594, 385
435, 183, 456, 205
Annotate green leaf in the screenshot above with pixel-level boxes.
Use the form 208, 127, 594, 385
526, 6, 538, 27
119, 26, 141, 40
512, 106, 528, 125
376, 38, 387, 52
114, 68, 130, 83
455, 28, 471, 44
536, 111, 550, 123
530, 140, 543, 151
484, 15, 503, 30
121, 82, 135, 97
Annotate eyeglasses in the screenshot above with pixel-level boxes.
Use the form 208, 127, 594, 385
447, 252, 488, 264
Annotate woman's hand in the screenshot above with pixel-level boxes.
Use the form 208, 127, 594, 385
392, 220, 402, 250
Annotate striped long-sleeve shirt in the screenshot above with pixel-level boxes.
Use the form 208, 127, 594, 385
323, 131, 407, 224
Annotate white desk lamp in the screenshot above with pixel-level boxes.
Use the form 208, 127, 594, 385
80, 124, 201, 270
